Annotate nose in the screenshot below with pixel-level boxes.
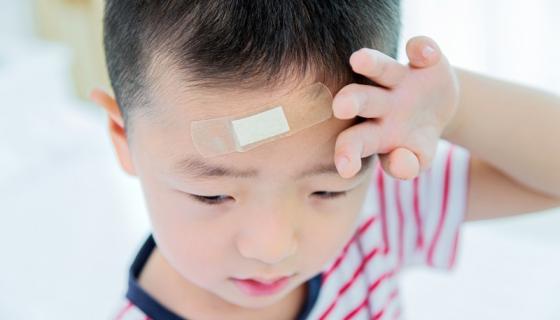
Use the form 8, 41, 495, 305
236, 203, 299, 265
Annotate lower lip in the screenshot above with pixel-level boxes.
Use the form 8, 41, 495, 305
232, 276, 292, 296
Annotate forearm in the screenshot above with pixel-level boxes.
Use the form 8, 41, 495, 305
442, 68, 560, 198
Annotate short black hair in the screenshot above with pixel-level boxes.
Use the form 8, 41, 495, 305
103, 0, 401, 129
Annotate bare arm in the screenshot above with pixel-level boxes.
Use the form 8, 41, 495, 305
443, 69, 560, 221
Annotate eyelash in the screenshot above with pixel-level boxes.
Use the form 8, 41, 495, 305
190, 191, 347, 206
191, 195, 233, 205
313, 191, 348, 199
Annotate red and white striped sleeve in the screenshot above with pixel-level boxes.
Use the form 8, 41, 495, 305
375, 139, 471, 270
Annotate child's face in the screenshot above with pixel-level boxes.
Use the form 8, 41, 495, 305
108, 75, 376, 309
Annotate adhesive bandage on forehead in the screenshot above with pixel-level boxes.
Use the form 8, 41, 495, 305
190, 82, 334, 157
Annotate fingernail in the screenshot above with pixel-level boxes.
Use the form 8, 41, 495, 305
422, 46, 435, 58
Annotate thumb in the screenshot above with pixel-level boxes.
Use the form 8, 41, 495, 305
378, 147, 420, 180
405, 36, 442, 69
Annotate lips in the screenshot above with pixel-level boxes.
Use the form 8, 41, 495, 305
246, 276, 290, 284
231, 275, 294, 296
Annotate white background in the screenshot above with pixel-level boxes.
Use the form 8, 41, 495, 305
1, 0, 559, 319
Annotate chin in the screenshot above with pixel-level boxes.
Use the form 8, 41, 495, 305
226, 286, 292, 309
237, 295, 287, 309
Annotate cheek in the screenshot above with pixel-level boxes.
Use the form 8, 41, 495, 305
139, 173, 238, 281
152, 215, 237, 286
299, 183, 370, 272
159, 236, 220, 282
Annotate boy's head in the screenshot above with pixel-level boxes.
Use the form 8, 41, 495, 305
98, 0, 400, 313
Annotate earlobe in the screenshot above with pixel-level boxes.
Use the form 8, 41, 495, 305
90, 88, 137, 176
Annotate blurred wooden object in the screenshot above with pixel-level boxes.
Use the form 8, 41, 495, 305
33, 0, 109, 100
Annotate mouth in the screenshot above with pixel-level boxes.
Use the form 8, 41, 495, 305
231, 274, 295, 296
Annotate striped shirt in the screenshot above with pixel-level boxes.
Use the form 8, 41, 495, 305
114, 140, 470, 320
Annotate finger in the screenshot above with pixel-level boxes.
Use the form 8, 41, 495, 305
378, 148, 420, 180
406, 130, 439, 172
332, 83, 392, 120
349, 48, 407, 88
405, 36, 442, 69
334, 120, 382, 178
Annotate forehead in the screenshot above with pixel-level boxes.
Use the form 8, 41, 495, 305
159, 85, 330, 125
131, 72, 358, 177
147, 63, 343, 120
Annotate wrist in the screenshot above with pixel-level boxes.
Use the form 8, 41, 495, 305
442, 103, 462, 142
441, 67, 466, 143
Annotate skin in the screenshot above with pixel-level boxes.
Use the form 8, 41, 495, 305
331, 36, 560, 218
95, 73, 379, 319
93, 36, 560, 319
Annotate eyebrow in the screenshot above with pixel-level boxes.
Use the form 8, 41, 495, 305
172, 155, 375, 180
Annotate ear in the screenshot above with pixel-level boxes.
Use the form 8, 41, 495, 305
90, 88, 137, 176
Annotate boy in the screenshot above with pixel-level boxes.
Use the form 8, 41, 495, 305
92, 1, 560, 319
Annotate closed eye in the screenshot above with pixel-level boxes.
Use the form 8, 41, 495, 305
311, 191, 347, 199
190, 194, 234, 205
189, 191, 348, 206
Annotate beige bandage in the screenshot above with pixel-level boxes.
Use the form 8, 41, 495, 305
191, 82, 334, 157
